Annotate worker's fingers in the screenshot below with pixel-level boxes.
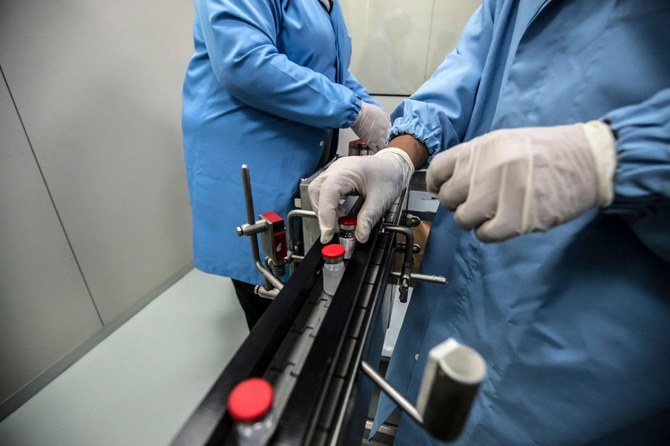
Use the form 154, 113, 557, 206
474, 161, 532, 243
435, 147, 477, 211
453, 188, 497, 231
354, 207, 378, 244
426, 144, 467, 198
451, 146, 499, 229
308, 174, 324, 213
355, 190, 389, 243
316, 173, 357, 244
308, 175, 335, 243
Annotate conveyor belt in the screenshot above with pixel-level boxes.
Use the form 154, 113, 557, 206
171, 190, 408, 446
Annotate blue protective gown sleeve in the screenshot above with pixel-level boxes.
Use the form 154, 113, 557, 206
343, 69, 378, 106
605, 88, 670, 262
194, 0, 364, 129
389, 1, 496, 158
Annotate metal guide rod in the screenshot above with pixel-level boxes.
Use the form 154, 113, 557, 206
241, 164, 256, 227
382, 225, 413, 302
240, 164, 283, 291
286, 209, 317, 262
389, 271, 447, 284
359, 361, 424, 427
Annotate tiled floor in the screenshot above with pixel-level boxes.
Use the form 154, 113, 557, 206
0, 269, 248, 446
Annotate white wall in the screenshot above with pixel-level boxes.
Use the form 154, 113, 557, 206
341, 0, 481, 95
0, 0, 194, 416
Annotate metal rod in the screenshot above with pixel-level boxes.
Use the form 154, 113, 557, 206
256, 260, 284, 290
285, 209, 317, 269
287, 209, 317, 251
240, 164, 283, 291
360, 361, 424, 427
390, 271, 447, 284
236, 221, 268, 236
241, 164, 256, 226
364, 420, 397, 438
383, 225, 414, 301
254, 285, 280, 299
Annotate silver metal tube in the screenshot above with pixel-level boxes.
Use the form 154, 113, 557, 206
236, 221, 268, 236
241, 165, 262, 267
360, 361, 424, 427
241, 165, 256, 226
383, 225, 414, 302
240, 165, 283, 290
286, 209, 317, 271
254, 285, 280, 299
383, 225, 413, 279
390, 271, 447, 284
255, 261, 284, 290
286, 209, 317, 250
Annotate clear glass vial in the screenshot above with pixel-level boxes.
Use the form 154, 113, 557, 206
322, 244, 345, 296
338, 216, 357, 260
228, 378, 275, 446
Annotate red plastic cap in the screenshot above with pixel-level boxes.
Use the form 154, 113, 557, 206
322, 244, 345, 259
338, 216, 357, 227
228, 378, 274, 423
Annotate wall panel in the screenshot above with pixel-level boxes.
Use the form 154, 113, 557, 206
0, 76, 103, 406
0, 1, 194, 324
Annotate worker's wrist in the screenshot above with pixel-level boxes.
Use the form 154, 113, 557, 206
376, 147, 415, 175
387, 134, 429, 168
580, 120, 617, 207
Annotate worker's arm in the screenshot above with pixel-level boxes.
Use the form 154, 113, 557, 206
424, 89, 670, 249
385, 135, 430, 169
194, 0, 364, 129
605, 88, 670, 262
388, 0, 497, 161
308, 1, 497, 243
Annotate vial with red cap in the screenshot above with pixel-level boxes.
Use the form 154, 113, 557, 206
322, 244, 345, 295
338, 216, 357, 260
228, 378, 274, 446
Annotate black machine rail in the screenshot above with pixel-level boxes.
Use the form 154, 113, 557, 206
171, 191, 407, 446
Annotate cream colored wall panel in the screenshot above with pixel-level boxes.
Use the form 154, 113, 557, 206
0, 78, 103, 406
339, 0, 370, 45
341, 0, 481, 95
426, 0, 482, 76
0, 0, 194, 323
343, 0, 435, 95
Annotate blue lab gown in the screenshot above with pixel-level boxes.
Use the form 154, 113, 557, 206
182, 0, 377, 283
375, 0, 670, 444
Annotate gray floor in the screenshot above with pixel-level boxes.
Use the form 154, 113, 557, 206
0, 269, 248, 446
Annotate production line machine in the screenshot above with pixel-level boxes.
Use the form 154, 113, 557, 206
171, 161, 486, 446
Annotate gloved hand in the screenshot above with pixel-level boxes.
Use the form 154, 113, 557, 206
426, 121, 617, 242
351, 102, 392, 153
309, 148, 414, 243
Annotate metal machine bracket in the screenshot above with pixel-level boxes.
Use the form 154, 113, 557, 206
360, 338, 486, 443
235, 164, 285, 297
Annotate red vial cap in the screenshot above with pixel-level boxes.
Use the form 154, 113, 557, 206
338, 216, 357, 227
322, 244, 345, 259
228, 378, 274, 423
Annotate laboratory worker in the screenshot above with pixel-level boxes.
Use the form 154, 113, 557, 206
309, 0, 670, 444
182, 0, 390, 328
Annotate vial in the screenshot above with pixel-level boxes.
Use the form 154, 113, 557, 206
228, 378, 275, 446
338, 216, 357, 260
348, 139, 368, 157
322, 244, 345, 296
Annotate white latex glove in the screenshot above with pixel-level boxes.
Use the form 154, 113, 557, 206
309, 148, 414, 243
350, 102, 392, 153
426, 121, 617, 242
